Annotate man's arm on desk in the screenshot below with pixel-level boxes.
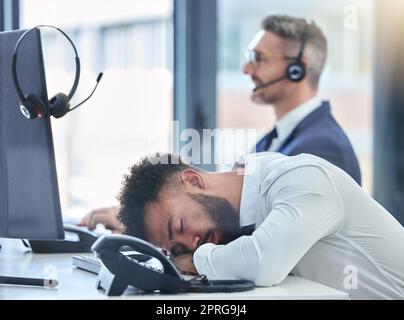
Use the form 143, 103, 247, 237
78, 206, 125, 233
193, 166, 343, 286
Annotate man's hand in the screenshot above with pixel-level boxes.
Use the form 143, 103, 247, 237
171, 254, 198, 275
78, 206, 125, 234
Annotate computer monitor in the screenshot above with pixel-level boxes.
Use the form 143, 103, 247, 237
0, 29, 64, 240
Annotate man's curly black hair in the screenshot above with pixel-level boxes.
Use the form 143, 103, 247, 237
117, 153, 191, 240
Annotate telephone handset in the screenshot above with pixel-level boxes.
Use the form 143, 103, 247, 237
91, 234, 190, 295
91, 234, 255, 296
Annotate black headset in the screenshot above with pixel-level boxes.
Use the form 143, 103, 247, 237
12, 25, 102, 120
286, 28, 308, 82
253, 28, 308, 92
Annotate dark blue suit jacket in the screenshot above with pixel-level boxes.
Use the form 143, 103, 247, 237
254, 101, 362, 185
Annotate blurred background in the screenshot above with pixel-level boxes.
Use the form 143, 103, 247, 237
2, 0, 403, 225
20, 0, 174, 216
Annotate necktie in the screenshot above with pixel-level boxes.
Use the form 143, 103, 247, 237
252, 127, 278, 153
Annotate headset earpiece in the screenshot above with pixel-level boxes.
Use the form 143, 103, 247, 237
49, 93, 70, 118
286, 61, 306, 82
20, 93, 47, 120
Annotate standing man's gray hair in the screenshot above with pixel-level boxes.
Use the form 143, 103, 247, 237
262, 14, 327, 89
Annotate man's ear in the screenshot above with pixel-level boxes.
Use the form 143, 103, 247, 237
180, 169, 207, 191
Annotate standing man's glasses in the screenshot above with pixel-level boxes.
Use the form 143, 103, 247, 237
244, 50, 292, 67
244, 50, 264, 67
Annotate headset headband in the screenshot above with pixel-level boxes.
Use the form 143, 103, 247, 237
295, 27, 309, 62
11, 25, 81, 102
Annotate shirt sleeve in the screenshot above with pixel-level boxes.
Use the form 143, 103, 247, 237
193, 165, 344, 286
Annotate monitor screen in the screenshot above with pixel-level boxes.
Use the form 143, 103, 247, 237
0, 29, 64, 240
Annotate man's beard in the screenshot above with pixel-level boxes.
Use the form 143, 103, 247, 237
251, 76, 284, 105
252, 89, 282, 105
187, 193, 242, 244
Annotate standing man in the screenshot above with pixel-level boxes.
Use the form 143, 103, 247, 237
244, 15, 361, 185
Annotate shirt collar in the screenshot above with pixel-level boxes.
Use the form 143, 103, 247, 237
238, 154, 261, 227
274, 96, 322, 143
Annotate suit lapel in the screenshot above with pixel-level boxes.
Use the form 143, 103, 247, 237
276, 101, 331, 153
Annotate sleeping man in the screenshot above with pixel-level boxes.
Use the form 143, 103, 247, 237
81, 152, 404, 299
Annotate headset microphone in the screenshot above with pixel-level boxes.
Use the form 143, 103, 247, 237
252, 75, 287, 92
64, 72, 103, 114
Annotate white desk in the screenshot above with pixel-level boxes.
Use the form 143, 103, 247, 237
0, 238, 349, 300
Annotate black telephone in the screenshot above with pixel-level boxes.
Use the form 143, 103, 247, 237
92, 234, 189, 295
91, 234, 255, 296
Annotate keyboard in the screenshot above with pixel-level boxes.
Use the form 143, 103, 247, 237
72, 252, 164, 275
72, 255, 101, 274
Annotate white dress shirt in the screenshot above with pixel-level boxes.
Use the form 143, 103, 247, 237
193, 152, 404, 299
268, 96, 322, 151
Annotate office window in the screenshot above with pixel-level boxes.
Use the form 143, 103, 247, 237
20, 0, 173, 219
217, 0, 374, 194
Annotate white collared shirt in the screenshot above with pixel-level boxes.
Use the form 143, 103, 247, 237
268, 96, 322, 151
193, 152, 404, 299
